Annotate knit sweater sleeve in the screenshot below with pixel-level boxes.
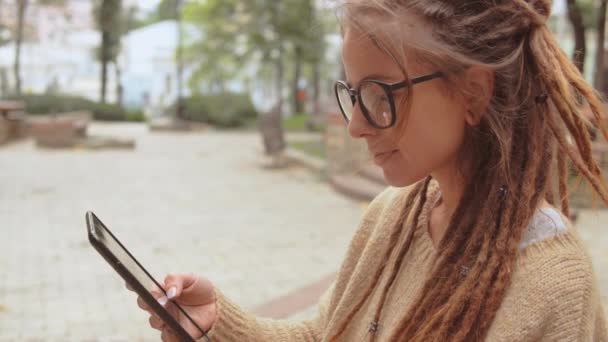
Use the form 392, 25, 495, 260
200, 282, 335, 341
488, 236, 608, 341
200, 187, 399, 342
543, 252, 608, 341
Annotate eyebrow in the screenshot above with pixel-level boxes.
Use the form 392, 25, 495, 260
346, 74, 398, 86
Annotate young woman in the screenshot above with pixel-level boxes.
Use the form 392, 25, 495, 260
135, 0, 608, 340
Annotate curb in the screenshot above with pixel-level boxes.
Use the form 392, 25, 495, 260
283, 148, 385, 202
329, 174, 387, 202
284, 147, 326, 174
253, 272, 336, 319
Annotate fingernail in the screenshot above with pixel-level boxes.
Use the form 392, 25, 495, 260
158, 295, 168, 306
167, 287, 177, 299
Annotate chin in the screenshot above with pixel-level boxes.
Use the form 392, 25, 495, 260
382, 168, 427, 188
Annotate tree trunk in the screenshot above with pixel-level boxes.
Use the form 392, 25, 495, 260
175, 0, 184, 119
0, 68, 8, 96
14, 0, 27, 96
275, 47, 285, 117
312, 60, 320, 117
595, 0, 607, 93
259, 1, 285, 157
269, 1, 283, 116
114, 60, 122, 107
100, 30, 109, 103
98, 0, 121, 103
567, 0, 587, 73
292, 45, 303, 114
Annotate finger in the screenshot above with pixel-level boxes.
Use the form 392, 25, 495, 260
163, 272, 189, 299
149, 314, 165, 330
179, 303, 217, 337
125, 282, 134, 292
164, 273, 215, 305
161, 327, 180, 342
150, 285, 165, 299
137, 296, 151, 311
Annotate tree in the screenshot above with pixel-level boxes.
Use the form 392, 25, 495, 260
128, 0, 179, 30
183, 0, 289, 155
284, 0, 324, 114
175, 0, 184, 118
0, 0, 7, 47
94, 0, 122, 104
567, 0, 587, 72
14, 0, 28, 96
184, 1, 327, 106
157, 0, 179, 21
37, 0, 66, 5
594, 0, 607, 93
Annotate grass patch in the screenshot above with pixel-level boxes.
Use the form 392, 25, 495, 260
283, 114, 309, 131
283, 113, 325, 132
238, 114, 326, 133
290, 140, 326, 159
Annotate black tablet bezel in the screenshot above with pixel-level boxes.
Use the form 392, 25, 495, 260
86, 211, 207, 342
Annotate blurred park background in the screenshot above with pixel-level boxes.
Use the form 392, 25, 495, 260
0, 0, 607, 340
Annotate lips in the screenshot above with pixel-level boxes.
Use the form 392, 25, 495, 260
373, 149, 398, 164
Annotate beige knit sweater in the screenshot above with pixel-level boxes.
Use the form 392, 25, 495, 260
204, 183, 607, 341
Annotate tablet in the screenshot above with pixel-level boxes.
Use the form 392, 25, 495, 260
86, 211, 209, 342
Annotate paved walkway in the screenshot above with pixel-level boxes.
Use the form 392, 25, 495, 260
0, 123, 365, 341
0, 123, 606, 341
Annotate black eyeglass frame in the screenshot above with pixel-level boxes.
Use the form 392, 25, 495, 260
334, 71, 443, 129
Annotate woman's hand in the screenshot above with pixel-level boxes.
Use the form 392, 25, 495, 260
129, 273, 218, 341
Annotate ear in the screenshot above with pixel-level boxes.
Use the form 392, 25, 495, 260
463, 66, 494, 126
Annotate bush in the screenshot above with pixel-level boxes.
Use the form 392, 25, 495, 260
6, 94, 145, 122
175, 92, 258, 128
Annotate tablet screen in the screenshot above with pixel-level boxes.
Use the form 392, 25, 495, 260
88, 213, 206, 341
90, 216, 159, 292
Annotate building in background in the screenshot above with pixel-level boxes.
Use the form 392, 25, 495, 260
119, 20, 196, 115
0, 0, 104, 99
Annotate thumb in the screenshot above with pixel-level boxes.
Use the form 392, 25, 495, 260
164, 273, 215, 305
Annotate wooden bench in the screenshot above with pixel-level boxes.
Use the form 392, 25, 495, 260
0, 101, 27, 144
26, 111, 92, 148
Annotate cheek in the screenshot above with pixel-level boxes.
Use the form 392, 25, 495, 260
396, 98, 467, 172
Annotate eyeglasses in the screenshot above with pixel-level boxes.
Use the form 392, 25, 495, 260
334, 71, 443, 129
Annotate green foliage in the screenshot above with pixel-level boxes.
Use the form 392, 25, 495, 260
37, 0, 67, 5
576, 0, 603, 30
182, 0, 329, 91
93, 0, 123, 63
125, 109, 146, 122
174, 92, 257, 128
129, 0, 180, 30
156, 0, 180, 21
8, 94, 145, 122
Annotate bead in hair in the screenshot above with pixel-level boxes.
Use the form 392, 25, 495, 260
535, 94, 548, 104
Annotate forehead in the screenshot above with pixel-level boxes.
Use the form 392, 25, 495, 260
341, 28, 404, 85
340, 10, 436, 84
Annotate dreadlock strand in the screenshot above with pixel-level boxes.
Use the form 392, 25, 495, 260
369, 176, 433, 332
327, 180, 427, 342
548, 116, 608, 206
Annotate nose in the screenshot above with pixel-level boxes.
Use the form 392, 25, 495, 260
347, 103, 376, 139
